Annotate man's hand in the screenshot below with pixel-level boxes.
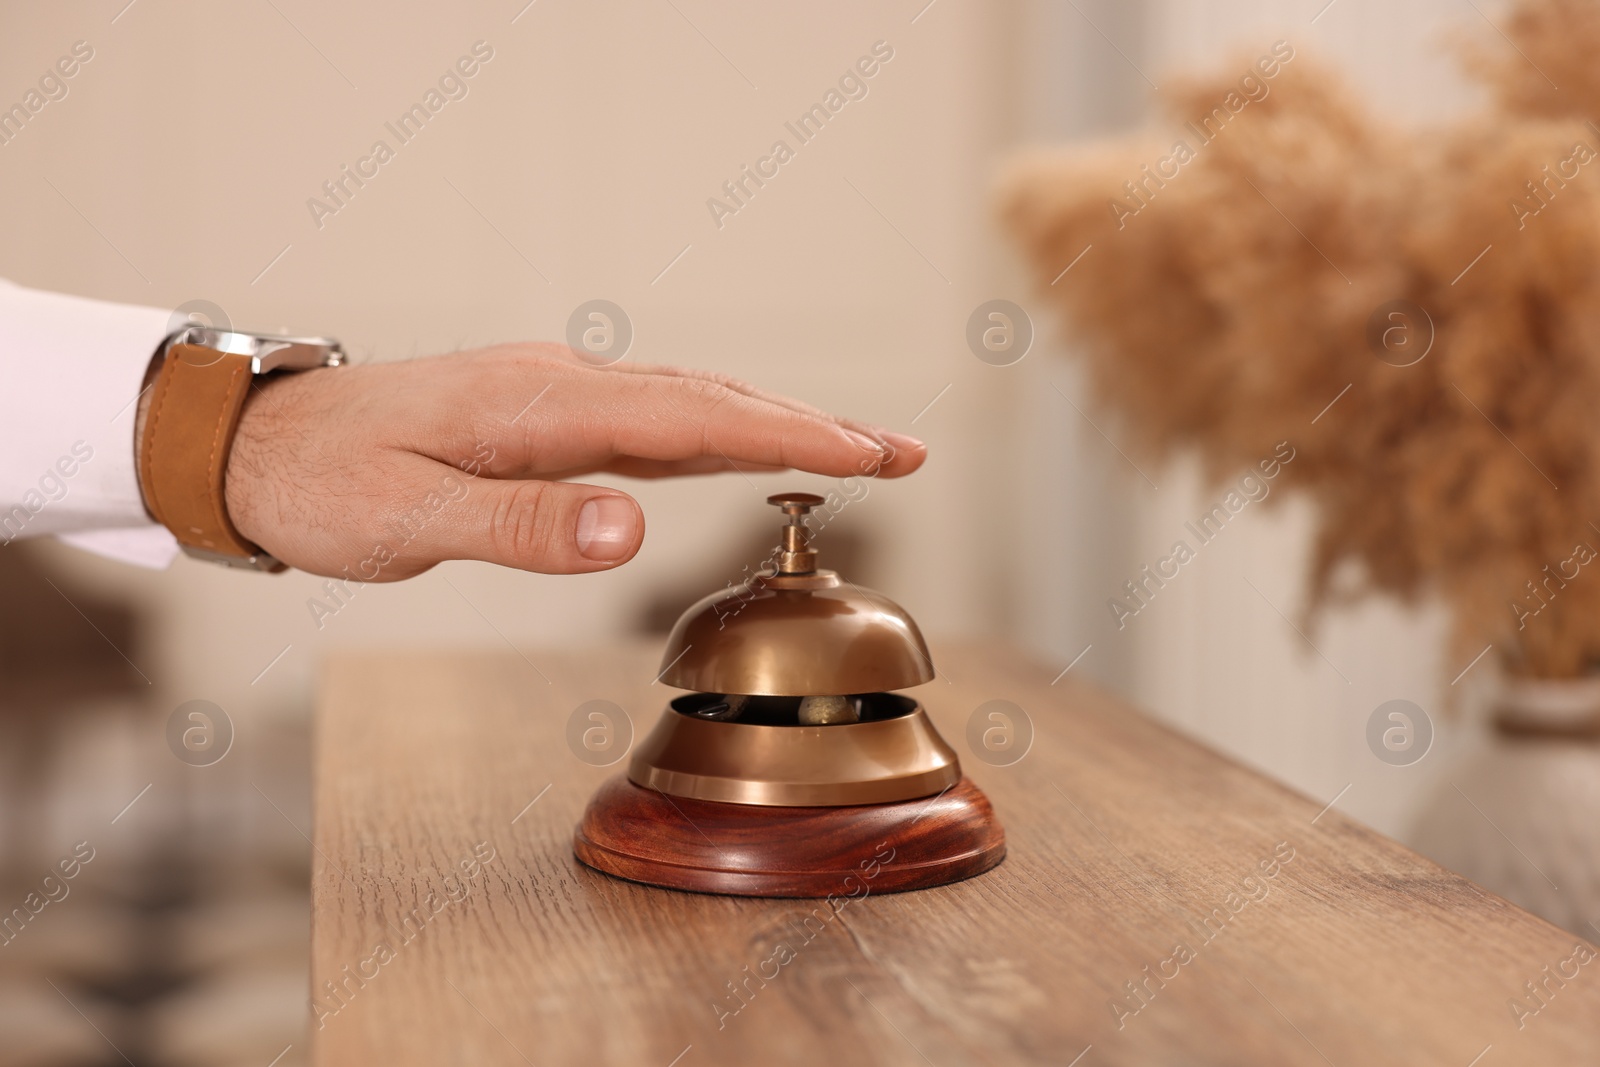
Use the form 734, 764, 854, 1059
222, 344, 925, 580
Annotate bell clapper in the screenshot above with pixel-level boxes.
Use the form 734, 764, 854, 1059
798, 694, 859, 726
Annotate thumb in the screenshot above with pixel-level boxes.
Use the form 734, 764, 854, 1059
420, 479, 644, 573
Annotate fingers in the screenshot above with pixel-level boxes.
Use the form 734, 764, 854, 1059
409, 477, 644, 574
484, 365, 917, 483
446, 348, 927, 481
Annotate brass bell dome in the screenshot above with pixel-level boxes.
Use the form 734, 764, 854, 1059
656, 493, 935, 696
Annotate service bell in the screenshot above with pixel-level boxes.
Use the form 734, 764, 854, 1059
573, 492, 1005, 897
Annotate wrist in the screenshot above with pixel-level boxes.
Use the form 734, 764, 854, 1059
222, 368, 322, 553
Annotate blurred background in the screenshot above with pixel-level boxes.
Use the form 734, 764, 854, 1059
0, 0, 1527, 1064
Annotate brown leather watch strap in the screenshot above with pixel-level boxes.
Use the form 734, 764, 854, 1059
137, 343, 270, 564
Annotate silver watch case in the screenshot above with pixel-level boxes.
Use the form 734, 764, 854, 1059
162, 325, 345, 374
158, 326, 344, 570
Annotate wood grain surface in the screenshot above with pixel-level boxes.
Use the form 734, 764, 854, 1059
311, 642, 1600, 1066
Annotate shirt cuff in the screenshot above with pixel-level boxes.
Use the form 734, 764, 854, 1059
0, 276, 175, 567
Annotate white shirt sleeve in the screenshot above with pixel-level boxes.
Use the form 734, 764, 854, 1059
0, 276, 179, 568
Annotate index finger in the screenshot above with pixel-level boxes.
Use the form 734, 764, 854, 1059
468, 363, 923, 482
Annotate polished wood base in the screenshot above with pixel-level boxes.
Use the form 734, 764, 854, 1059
573, 775, 1005, 897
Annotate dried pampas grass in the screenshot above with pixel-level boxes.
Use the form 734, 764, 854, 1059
1000, 1, 1600, 678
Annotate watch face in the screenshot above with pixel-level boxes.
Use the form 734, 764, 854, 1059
169, 326, 343, 373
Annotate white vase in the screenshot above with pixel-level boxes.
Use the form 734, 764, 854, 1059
1409, 676, 1600, 937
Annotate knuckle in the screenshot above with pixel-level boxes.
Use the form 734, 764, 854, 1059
675, 366, 743, 390
480, 342, 574, 382
514, 347, 576, 380
489, 482, 559, 561
532, 347, 582, 372
675, 375, 738, 414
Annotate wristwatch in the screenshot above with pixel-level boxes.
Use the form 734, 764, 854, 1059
135, 325, 344, 571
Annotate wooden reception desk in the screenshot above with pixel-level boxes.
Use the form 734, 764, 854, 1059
310, 642, 1600, 1066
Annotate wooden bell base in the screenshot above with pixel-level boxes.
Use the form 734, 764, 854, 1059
573, 775, 1005, 898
